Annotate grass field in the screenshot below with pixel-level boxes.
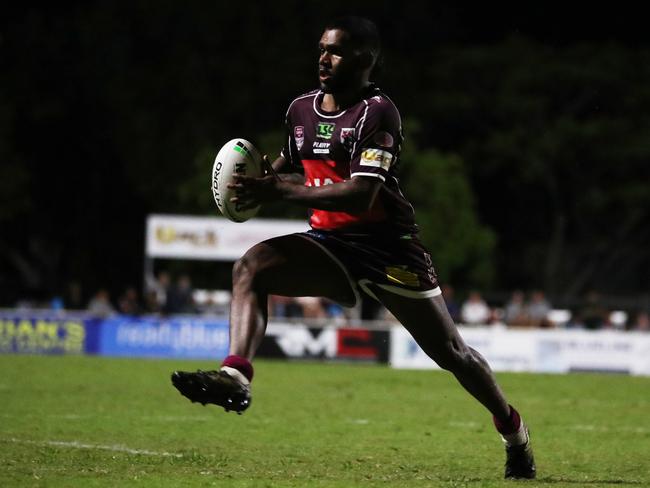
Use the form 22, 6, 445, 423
1, 355, 648, 487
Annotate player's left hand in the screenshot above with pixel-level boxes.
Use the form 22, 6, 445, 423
228, 173, 280, 210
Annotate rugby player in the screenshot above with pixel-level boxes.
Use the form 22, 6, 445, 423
172, 16, 536, 479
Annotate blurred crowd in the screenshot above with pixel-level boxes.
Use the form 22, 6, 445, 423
439, 286, 649, 331
13, 272, 650, 332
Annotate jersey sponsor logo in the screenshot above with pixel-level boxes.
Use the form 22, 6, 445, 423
301, 159, 341, 187
317, 122, 335, 139
294, 126, 304, 150
340, 128, 356, 151
313, 141, 330, 154
360, 148, 393, 170
385, 266, 421, 288
308, 177, 334, 187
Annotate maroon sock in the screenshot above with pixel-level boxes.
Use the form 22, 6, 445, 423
221, 355, 254, 382
493, 404, 522, 435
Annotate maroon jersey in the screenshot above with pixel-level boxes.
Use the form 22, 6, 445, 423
281, 85, 418, 236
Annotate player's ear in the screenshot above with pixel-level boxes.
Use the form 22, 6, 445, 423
358, 51, 375, 70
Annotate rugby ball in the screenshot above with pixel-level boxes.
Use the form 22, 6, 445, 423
211, 138, 263, 222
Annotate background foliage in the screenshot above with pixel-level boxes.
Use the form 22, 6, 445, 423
1, 2, 648, 305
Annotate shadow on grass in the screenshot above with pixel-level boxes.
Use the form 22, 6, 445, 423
427, 477, 644, 486
535, 477, 644, 485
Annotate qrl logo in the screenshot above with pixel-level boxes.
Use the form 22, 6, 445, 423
295, 126, 305, 150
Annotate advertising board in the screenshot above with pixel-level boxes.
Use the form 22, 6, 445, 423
389, 327, 650, 375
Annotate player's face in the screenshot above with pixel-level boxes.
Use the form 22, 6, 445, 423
318, 29, 363, 93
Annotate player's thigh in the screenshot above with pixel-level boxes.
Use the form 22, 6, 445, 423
236, 234, 356, 305
373, 287, 466, 357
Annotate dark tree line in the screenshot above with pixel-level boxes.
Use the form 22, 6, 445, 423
1, 2, 648, 306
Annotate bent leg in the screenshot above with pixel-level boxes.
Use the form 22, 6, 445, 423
229, 234, 356, 360
374, 288, 510, 420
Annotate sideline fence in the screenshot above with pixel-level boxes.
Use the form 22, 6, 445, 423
1, 310, 649, 375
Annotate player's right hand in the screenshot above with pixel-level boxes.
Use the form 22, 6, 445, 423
228, 173, 281, 211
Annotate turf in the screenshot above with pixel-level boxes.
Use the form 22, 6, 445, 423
1, 355, 648, 487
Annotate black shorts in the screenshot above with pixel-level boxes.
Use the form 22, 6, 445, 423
297, 230, 441, 307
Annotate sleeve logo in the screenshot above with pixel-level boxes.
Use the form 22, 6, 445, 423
360, 148, 393, 170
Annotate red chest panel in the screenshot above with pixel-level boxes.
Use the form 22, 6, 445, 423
301, 159, 385, 230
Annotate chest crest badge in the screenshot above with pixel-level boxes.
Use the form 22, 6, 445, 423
294, 126, 305, 150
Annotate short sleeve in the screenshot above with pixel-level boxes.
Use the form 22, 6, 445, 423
279, 120, 292, 163
280, 106, 301, 169
349, 99, 402, 182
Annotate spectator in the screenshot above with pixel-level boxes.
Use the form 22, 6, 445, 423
461, 291, 491, 325
322, 298, 347, 324
148, 271, 171, 311
526, 290, 552, 328
578, 291, 608, 330
442, 284, 461, 322
144, 289, 161, 314
50, 296, 65, 312
268, 295, 304, 318
87, 289, 115, 317
117, 286, 142, 316
629, 311, 649, 332
64, 281, 84, 310
504, 290, 528, 326
165, 274, 195, 314
199, 290, 231, 317
295, 297, 327, 319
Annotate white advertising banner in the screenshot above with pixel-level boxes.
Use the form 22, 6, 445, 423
390, 327, 650, 376
146, 214, 309, 260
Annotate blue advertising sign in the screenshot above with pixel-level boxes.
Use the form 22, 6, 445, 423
97, 315, 230, 359
0, 313, 99, 355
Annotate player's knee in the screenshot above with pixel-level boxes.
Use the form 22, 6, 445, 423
232, 255, 257, 290
232, 245, 270, 292
434, 339, 472, 372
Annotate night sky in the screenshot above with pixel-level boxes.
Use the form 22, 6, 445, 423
1, 2, 648, 307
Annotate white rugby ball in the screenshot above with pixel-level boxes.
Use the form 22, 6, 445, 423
211, 138, 262, 222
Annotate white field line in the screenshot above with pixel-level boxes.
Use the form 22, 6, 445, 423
0, 413, 211, 422
2, 437, 185, 458
569, 424, 650, 434
447, 421, 650, 435
346, 418, 370, 425
448, 421, 481, 429
149, 415, 212, 422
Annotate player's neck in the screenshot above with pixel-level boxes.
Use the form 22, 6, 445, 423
321, 83, 371, 112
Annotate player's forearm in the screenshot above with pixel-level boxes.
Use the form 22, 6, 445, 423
279, 173, 305, 185
277, 179, 378, 213
271, 156, 305, 185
